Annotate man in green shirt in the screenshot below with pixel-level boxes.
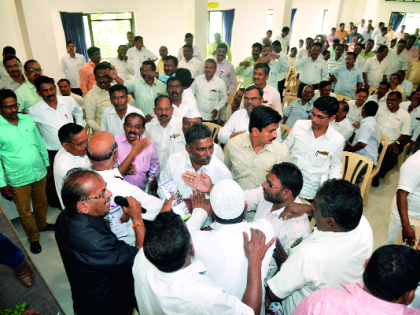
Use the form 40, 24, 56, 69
207, 32, 232, 61
360, 39, 376, 60
15, 60, 43, 113
235, 43, 262, 88
0, 89, 53, 254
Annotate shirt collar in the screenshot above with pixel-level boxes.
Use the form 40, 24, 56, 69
155, 259, 207, 280
270, 196, 301, 216
186, 153, 211, 172
242, 134, 274, 152
0, 114, 21, 126
95, 168, 122, 180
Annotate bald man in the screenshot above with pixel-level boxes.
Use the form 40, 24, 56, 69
157, 46, 168, 75
86, 131, 166, 246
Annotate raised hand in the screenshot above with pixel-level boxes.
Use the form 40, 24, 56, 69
182, 170, 213, 193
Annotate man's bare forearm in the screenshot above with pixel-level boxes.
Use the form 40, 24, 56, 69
242, 258, 263, 315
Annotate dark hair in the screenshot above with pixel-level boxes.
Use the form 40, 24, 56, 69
0, 88, 17, 105
331, 27, 336, 31
305, 37, 314, 42
377, 45, 388, 53
270, 162, 303, 197
333, 39, 340, 45
263, 44, 272, 50
3, 46, 16, 55
205, 58, 217, 69
185, 123, 213, 146
339, 100, 349, 113
252, 42, 263, 51
238, 87, 245, 93
124, 112, 145, 128
367, 39, 375, 43
87, 46, 100, 57
254, 62, 270, 76
154, 94, 171, 108
388, 91, 402, 100
340, 23, 345, 27
126, 31, 134, 36
379, 81, 390, 89
164, 55, 178, 67
272, 40, 281, 46
335, 44, 344, 50
166, 76, 181, 86
23, 59, 39, 72
313, 42, 323, 50
217, 43, 228, 51
3, 55, 21, 67
313, 96, 339, 117
316, 179, 363, 231
391, 72, 401, 81
398, 39, 407, 46
185, 33, 193, 39
267, 30, 272, 33
142, 60, 156, 71
381, 27, 388, 32
319, 81, 331, 90
346, 52, 357, 60
57, 78, 71, 86
355, 43, 364, 50
61, 168, 100, 212
282, 26, 290, 32
299, 39, 304, 43
94, 61, 112, 76
379, 22, 385, 27
249, 106, 282, 133
144, 211, 191, 272
291, 47, 297, 52
58, 123, 84, 144
322, 50, 330, 56
34, 76, 54, 91
109, 84, 128, 97
363, 101, 379, 117
87, 140, 117, 162
245, 85, 264, 98
134, 36, 143, 42
356, 87, 369, 96
175, 68, 193, 88
66, 41, 75, 47
363, 245, 420, 302
183, 44, 193, 52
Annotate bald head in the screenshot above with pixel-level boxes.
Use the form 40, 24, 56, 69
86, 131, 117, 169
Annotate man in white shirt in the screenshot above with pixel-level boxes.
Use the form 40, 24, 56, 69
326, 43, 345, 74
400, 91, 420, 147
127, 36, 157, 80
109, 45, 135, 81
283, 96, 345, 201
276, 26, 291, 54
367, 81, 389, 107
312, 81, 336, 100
371, 22, 385, 42
329, 101, 354, 140
61, 41, 86, 96
346, 88, 369, 127
295, 42, 328, 97
100, 85, 144, 136
166, 76, 199, 118
133, 209, 275, 315
375, 27, 389, 51
395, 25, 406, 42
29, 76, 85, 207
144, 95, 182, 169
190, 59, 227, 122
358, 19, 367, 35
353, 43, 367, 70
267, 179, 374, 315
296, 37, 315, 60
178, 44, 204, 79
272, 40, 291, 102
0, 56, 26, 92
57, 79, 84, 108
373, 91, 411, 187
386, 39, 409, 79
0, 46, 15, 80
398, 70, 413, 98
362, 24, 374, 45
363, 45, 389, 89
54, 123, 90, 209
177, 33, 203, 62
168, 109, 224, 162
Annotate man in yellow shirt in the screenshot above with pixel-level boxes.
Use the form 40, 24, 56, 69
336, 23, 349, 40
207, 33, 232, 61
407, 56, 420, 92
156, 46, 168, 75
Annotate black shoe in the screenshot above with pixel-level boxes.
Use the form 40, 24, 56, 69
372, 176, 380, 187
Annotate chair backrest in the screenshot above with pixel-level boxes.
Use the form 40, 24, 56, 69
84, 123, 93, 139
369, 87, 378, 96
227, 91, 236, 106
280, 124, 291, 140
204, 122, 221, 142
335, 94, 352, 102
236, 75, 241, 81
283, 96, 300, 110
235, 81, 243, 91
342, 151, 374, 197
283, 75, 299, 97
395, 219, 420, 248
284, 66, 295, 85
371, 134, 390, 177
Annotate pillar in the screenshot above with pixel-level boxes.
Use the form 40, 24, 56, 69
326, 0, 345, 30
272, 0, 293, 33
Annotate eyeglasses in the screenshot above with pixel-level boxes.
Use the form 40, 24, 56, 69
244, 97, 261, 102
310, 111, 329, 120
27, 68, 42, 73
81, 183, 107, 202
68, 140, 88, 147
1, 103, 19, 110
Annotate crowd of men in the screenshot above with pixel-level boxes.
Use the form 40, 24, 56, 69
1, 18, 420, 315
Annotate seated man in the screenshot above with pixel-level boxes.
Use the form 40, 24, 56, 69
295, 245, 420, 315
284, 96, 344, 201
166, 76, 199, 118
225, 106, 290, 190
168, 109, 224, 162
133, 210, 274, 314
267, 179, 374, 315
347, 88, 369, 127
329, 100, 354, 141
398, 70, 413, 99
226, 87, 245, 120
400, 91, 420, 146
283, 85, 314, 128
386, 72, 406, 97
57, 79, 84, 108
100, 85, 144, 136
54, 123, 90, 209
367, 81, 389, 107
312, 81, 336, 101
115, 113, 159, 192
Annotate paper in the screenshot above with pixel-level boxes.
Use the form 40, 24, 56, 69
108, 205, 128, 238
159, 179, 191, 220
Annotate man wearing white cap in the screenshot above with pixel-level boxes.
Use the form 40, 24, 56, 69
168, 109, 224, 161
191, 179, 275, 315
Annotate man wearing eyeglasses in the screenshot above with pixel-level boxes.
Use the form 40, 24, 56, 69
283, 96, 345, 201
360, 39, 376, 60
0, 89, 53, 254
15, 59, 43, 113
0, 56, 26, 92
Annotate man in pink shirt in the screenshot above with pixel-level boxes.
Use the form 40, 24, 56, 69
404, 36, 420, 63
294, 245, 420, 315
115, 112, 159, 191
79, 47, 101, 96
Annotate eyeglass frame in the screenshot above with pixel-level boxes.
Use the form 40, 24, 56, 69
27, 68, 43, 73
81, 183, 107, 202
68, 140, 88, 148
309, 110, 329, 120
1, 103, 20, 110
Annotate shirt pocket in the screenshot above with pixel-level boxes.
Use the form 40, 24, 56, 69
138, 156, 151, 171
206, 90, 219, 101
390, 118, 403, 131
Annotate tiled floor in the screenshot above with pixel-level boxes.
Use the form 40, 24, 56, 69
11, 169, 400, 315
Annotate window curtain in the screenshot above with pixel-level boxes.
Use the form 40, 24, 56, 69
60, 12, 89, 61
390, 12, 404, 32
223, 9, 235, 47
290, 9, 297, 28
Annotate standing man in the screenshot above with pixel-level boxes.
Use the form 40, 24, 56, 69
178, 44, 204, 79
0, 56, 26, 92
374, 27, 389, 51
289, 47, 298, 66
214, 43, 237, 96
190, 59, 227, 123
61, 41, 86, 96
362, 45, 389, 90
326, 43, 345, 90
166, 76, 199, 118
0, 89, 53, 254
125, 31, 135, 49
360, 39, 376, 59
177, 33, 203, 62
235, 43, 262, 88
347, 26, 364, 44
276, 26, 291, 54
395, 25, 407, 42
15, 60, 42, 113
0, 46, 16, 80
362, 24, 374, 44
283, 85, 314, 128
156, 46, 168, 75
330, 52, 364, 99
337, 23, 349, 40
386, 24, 395, 41
272, 40, 291, 101
371, 22, 385, 40
127, 36, 157, 80
57, 79, 84, 108
207, 32, 232, 61
100, 85, 144, 136
109, 45, 135, 81
327, 39, 340, 59
283, 96, 345, 201
329, 101, 354, 140
326, 28, 340, 47
403, 36, 420, 63
79, 47, 101, 96
358, 19, 367, 34
353, 43, 367, 69
294, 42, 328, 97
297, 37, 317, 60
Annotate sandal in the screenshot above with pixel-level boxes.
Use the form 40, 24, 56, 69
39, 223, 55, 232
30, 241, 42, 254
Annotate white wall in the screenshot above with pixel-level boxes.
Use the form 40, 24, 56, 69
376, 0, 420, 25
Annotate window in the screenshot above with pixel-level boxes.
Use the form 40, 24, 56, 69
83, 12, 135, 60
267, 9, 273, 32
315, 9, 329, 35
395, 13, 420, 33
208, 11, 223, 44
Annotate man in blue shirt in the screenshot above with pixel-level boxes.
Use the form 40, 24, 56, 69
330, 52, 364, 99
153, 55, 178, 83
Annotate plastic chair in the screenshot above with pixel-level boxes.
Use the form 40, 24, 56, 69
84, 124, 94, 139
385, 142, 411, 185
368, 87, 378, 96
236, 75, 241, 81
283, 75, 299, 97
341, 152, 374, 205
363, 135, 390, 206
284, 66, 295, 86
283, 96, 300, 110
335, 94, 352, 101
395, 219, 420, 248
280, 124, 291, 141
235, 81, 243, 92
227, 91, 236, 106
204, 122, 221, 142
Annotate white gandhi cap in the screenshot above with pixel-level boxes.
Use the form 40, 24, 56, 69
210, 179, 245, 220
183, 109, 202, 119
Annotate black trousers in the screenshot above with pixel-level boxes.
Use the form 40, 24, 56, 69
377, 139, 410, 178
297, 82, 319, 98
71, 88, 83, 96
277, 79, 286, 103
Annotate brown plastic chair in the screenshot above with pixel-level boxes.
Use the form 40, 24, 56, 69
283, 96, 300, 110
368, 87, 378, 96
395, 219, 420, 248
335, 94, 352, 102
280, 124, 291, 141
283, 75, 299, 97
385, 143, 411, 185
235, 81, 243, 91
204, 122, 221, 142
